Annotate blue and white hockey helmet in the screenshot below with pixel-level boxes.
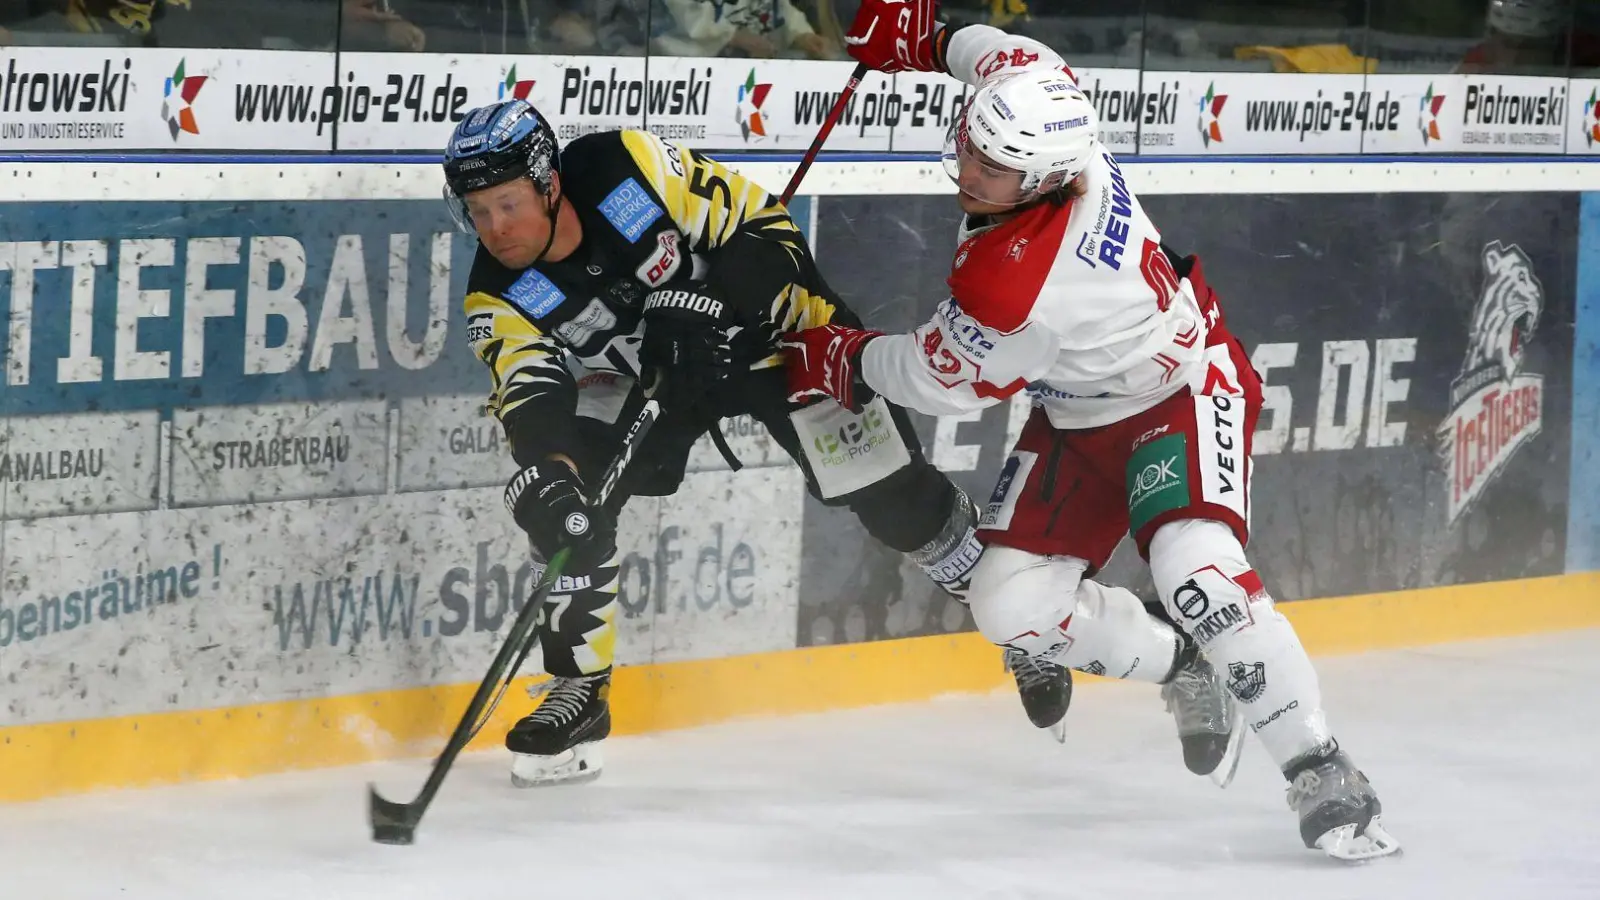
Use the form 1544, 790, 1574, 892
442, 100, 560, 230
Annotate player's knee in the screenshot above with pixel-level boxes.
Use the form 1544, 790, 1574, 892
968, 546, 1086, 650
1149, 519, 1246, 581
1148, 518, 1270, 642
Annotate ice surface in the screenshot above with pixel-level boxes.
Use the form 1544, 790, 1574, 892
3, 630, 1597, 900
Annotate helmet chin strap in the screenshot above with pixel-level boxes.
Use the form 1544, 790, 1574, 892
957, 183, 1041, 211
531, 186, 565, 264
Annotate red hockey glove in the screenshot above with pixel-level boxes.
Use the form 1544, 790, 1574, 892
778, 324, 883, 413
843, 0, 946, 73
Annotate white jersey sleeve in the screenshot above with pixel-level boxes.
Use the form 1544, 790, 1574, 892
863, 146, 1209, 430
942, 24, 1075, 87
860, 298, 1058, 417
865, 25, 1213, 430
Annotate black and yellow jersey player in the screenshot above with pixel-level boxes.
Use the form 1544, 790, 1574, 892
442, 100, 1055, 790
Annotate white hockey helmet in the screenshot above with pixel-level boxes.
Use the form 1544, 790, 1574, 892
943, 68, 1099, 207
1486, 0, 1567, 38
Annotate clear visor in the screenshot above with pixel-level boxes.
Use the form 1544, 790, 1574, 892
444, 180, 548, 236
443, 184, 477, 235
941, 113, 1031, 207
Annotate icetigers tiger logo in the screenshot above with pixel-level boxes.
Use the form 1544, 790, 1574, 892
1459, 241, 1542, 382
1439, 240, 1544, 527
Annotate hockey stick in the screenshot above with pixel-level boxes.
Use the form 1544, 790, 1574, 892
367, 398, 661, 845
779, 61, 869, 206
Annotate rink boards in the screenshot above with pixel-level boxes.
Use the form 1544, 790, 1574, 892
1, 157, 1598, 802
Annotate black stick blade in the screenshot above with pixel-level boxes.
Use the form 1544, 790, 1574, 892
368, 785, 420, 845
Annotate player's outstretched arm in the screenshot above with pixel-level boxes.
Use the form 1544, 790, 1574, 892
841, 0, 1071, 86
463, 286, 580, 469
779, 298, 1057, 417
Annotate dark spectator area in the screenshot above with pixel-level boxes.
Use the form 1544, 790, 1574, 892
0, 0, 1592, 75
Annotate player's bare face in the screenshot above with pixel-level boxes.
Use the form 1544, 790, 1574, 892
465, 178, 554, 270
954, 145, 1029, 216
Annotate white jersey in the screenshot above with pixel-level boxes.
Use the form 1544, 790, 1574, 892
859, 25, 1214, 430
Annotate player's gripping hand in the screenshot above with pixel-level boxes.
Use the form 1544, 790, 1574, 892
778, 323, 883, 413
504, 462, 616, 573
843, 0, 945, 73
639, 283, 735, 408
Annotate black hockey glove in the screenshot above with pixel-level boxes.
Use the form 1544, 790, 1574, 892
638, 282, 734, 409
504, 462, 617, 574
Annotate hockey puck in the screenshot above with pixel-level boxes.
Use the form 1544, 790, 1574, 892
371, 823, 416, 846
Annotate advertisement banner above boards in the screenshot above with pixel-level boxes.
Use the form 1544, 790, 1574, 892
1452, 74, 1570, 154
314, 52, 494, 153
329, 52, 627, 151
2, 47, 1596, 156
1358, 74, 1472, 155
1136, 72, 1369, 156
648, 57, 899, 152
1572, 79, 1600, 156
1340, 74, 1569, 155
0, 46, 333, 152
330, 54, 897, 153
880, 70, 974, 155
1071, 67, 1173, 157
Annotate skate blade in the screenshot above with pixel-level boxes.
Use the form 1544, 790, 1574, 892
1207, 705, 1247, 789
1314, 815, 1402, 861
509, 743, 604, 789
1048, 718, 1067, 745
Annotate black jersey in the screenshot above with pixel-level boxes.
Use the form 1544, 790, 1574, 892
463, 128, 840, 466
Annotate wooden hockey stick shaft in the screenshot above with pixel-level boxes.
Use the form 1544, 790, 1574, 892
779, 62, 870, 206
367, 399, 661, 845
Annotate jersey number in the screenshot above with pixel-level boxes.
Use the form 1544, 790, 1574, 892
977, 47, 1041, 78
688, 163, 734, 212
922, 328, 965, 376
1140, 239, 1181, 312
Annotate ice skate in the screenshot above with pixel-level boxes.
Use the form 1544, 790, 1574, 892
506, 671, 611, 788
1003, 648, 1072, 743
1160, 646, 1245, 787
1285, 746, 1401, 861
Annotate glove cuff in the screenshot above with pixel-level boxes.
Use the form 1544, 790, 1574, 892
504, 464, 543, 517
845, 328, 885, 360
932, 23, 954, 73
845, 330, 883, 411
504, 461, 586, 519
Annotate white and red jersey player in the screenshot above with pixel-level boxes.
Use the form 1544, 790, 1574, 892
862, 31, 1218, 430
780, 11, 1399, 862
